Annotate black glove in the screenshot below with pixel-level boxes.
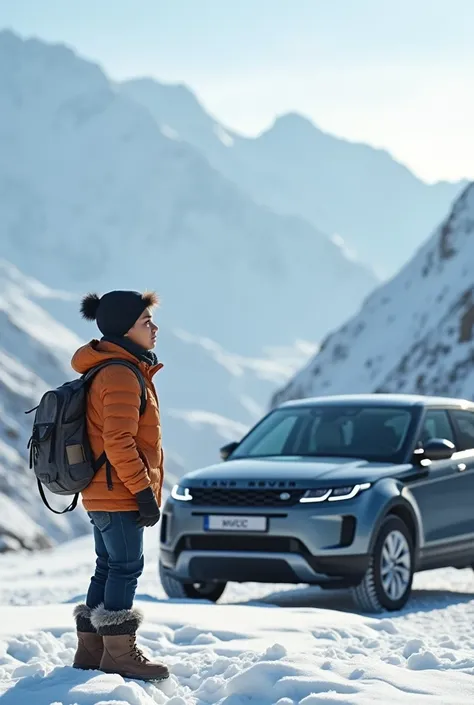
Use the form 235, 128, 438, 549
135, 487, 161, 528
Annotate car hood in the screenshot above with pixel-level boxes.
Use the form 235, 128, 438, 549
183, 456, 409, 488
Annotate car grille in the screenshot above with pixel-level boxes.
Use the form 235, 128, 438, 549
190, 488, 305, 507
177, 535, 307, 554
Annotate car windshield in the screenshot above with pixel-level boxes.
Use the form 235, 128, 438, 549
231, 405, 414, 463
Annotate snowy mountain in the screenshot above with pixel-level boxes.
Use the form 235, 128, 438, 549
0, 30, 375, 360
121, 78, 466, 277
272, 183, 474, 406
0, 260, 90, 550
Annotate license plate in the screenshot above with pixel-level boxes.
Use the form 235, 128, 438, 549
204, 515, 267, 532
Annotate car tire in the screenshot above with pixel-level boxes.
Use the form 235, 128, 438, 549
159, 561, 226, 602
351, 515, 414, 613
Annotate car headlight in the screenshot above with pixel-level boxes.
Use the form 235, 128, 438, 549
299, 488, 332, 503
299, 483, 371, 503
171, 484, 193, 502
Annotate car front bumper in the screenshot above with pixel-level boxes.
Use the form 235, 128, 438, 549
159, 492, 378, 587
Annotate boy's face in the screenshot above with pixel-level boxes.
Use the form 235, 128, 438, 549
126, 307, 158, 350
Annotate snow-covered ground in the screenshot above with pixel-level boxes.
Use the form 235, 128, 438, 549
2, 523, 474, 704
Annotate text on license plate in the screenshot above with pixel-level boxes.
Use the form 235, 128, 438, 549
204, 515, 267, 532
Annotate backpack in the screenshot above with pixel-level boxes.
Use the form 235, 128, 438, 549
26, 360, 147, 515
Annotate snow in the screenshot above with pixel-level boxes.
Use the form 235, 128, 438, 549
273, 183, 474, 407
173, 329, 317, 385
160, 124, 180, 141
0, 260, 75, 302
2, 526, 474, 703
167, 409, 248, 442
0, 493, 43, 551
214, 124, 234, 147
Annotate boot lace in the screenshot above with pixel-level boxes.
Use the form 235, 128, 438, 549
129, 636, 149, 664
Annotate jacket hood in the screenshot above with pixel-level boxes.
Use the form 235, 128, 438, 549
72, 340, 162, 376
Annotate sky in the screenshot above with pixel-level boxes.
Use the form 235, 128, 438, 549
1, 0, 472, 183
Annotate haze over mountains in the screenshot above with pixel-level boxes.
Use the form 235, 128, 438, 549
122, 78, 465, 277
0, 30, 374, 354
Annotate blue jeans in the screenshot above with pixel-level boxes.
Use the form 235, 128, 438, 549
86, 511, 144, 612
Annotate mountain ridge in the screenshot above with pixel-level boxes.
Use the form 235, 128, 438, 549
0, 29, 375, 361
271, 183, 474, 408
122, 76, 466, 276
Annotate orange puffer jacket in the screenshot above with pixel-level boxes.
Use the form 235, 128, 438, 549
71, 340, 164, 511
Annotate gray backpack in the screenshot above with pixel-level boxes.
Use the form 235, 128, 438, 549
26, 360, 147, 514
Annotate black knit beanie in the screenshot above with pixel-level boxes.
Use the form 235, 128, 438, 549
80, 290, 159, 337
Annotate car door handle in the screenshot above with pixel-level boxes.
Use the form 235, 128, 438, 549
456, 463, 467, 472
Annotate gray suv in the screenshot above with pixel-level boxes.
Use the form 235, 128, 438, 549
159, 394, 474, 612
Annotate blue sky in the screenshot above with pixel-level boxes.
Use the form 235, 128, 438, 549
1, 0, 472, 182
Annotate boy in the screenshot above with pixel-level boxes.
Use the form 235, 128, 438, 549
71, 290, 168, 681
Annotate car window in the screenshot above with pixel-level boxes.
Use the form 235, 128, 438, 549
418, 410, 455, 446
338, 409, 411, 456
243, 414, 301, 456
232, 405, 414, 462
450, 410, 474, 451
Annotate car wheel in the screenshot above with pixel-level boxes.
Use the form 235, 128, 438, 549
352, 515, 414, 613
159, 561, 226, 602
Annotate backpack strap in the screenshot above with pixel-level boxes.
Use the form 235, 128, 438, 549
37, 480, 79, 514
84, 360, 148, 491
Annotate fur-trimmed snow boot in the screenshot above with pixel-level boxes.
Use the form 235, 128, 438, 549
73, 603, 104, 670
91, 605, 169, 682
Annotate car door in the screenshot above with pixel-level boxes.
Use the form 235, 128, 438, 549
408, 408, 458, 545
445, 408, 474, 539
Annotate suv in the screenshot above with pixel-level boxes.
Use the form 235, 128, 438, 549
159, 394, 474, 612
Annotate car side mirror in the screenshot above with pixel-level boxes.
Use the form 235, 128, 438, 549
414, 438, 455, 463
220, 441, 239, 461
